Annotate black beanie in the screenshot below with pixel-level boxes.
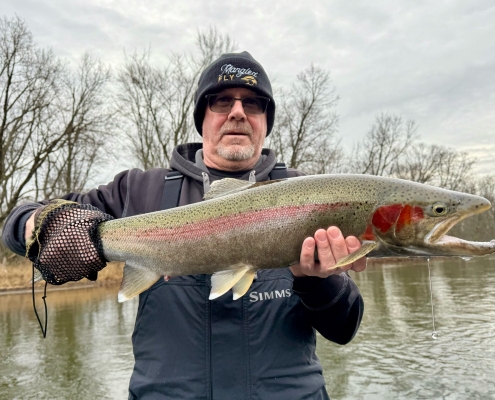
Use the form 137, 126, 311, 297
193, 51, 275, 136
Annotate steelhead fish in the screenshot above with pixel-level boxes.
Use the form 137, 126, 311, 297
98, 174, 495, 302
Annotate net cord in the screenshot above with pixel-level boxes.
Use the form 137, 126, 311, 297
32, 263, 48, 338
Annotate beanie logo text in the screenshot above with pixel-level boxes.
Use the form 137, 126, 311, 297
218, 64, 259, 85
220, 64, 259, 78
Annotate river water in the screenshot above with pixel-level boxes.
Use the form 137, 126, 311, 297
1, 257, 494, 399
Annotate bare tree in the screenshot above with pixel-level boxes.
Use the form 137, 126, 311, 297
116, 27, 236, 169
393, 142, 475, 190
352, 113, 417, 176
450, 174, 495, 242
0, 16, 66, 225
34, 53, 113, 198
435, 148, 475, 191
476, 174, 495, 204
267, 64, 342, 173
392, 143, 442, 183
0, 17, 113, 225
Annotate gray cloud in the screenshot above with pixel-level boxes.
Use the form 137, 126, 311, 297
3, 0, 494, 177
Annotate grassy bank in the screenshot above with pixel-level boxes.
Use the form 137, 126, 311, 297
1, 250, 492, 292
0, 254, 424, 292
0, 256, 124, 292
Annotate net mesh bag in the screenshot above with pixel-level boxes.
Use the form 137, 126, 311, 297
26, 200, 114, 285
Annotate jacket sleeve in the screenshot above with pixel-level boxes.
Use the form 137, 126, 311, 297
1, 168, 168, 256
292, 273, 364, 345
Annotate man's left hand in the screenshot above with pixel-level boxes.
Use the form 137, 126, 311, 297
290, 226, 367, 278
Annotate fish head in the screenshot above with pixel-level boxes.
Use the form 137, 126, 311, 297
366, 183, 494, 256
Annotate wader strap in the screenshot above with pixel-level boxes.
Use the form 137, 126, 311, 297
269, 163, 288, 180
161, 170, 184, 210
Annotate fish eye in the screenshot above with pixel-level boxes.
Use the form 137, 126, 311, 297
432, 202, 448, 216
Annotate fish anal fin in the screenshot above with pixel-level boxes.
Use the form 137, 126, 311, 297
118, 263, 161, 302
232, 269, 256, 300
333, 241, 378, 269
204, 178, 286, 200
209, 264, 253, 300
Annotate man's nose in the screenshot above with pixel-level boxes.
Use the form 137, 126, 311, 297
228, 99, 246, 121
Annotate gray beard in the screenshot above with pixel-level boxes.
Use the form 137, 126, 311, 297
216, 143, 255, 161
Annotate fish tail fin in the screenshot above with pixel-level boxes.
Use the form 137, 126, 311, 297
210, 264, 255, 300
118, 263, 161, 302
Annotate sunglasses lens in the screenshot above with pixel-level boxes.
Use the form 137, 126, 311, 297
208, 95, 268, 115
209, 95, 234, 113
241, 97, 267, 115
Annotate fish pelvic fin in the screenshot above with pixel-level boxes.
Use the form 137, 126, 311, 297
209, 264, 255, 300
333, 241, 379, 269
118, 263, 161, 302
232, 269, 256, 300
204, 178, 286, 200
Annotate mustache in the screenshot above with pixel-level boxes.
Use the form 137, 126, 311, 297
219, 121, 253, 137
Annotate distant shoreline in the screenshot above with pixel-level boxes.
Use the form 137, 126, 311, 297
0, 256, 460, 293
0, 259, 124, 293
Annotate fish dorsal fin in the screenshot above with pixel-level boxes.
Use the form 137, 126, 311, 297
204, 178, 286, 200
118, 262, 161, 302
209, 263, 255, 300
332, 241, 379, 269
204, 179, 253, 200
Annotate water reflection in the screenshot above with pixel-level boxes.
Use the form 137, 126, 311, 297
1, 257, 494, 399
0, 285, 138, 399
319, 256, 495, 399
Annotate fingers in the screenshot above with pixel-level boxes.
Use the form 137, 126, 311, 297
326, 227, 349, 268
291, 237, 317, 277
315, 229, 337, 270
316, 227, 349, 275
291, 226, 367, 278
346, 236, 367, 272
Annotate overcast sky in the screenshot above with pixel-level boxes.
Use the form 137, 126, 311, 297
3, 0, 494, 178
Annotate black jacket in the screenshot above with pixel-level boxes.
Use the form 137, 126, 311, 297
2, 143, 364, 399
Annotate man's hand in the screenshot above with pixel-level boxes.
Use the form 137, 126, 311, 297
290, 226, 367, 278
25, 211, 36, 242
25, 200, 113, 284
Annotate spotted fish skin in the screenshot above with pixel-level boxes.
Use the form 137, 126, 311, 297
98, 174, 495, 301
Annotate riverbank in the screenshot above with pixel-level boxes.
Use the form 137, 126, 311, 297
0, 257, 124, 293
3, 253, 490, 293
0, 255, 429, 292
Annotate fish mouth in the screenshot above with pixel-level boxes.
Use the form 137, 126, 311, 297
424, 235, 495, 256
424, 215, 461, 244
422, 200, 495, 256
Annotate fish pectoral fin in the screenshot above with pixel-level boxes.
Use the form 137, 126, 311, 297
118, 263, 161, 303
209, 264, 253, 300
332, 241, 379, 269
204, 178, 286, 200
232, 269, 256, 300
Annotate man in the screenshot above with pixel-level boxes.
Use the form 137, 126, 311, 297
2, 51, 366, 399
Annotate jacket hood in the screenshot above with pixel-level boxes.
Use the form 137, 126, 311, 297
169, 143, 278, 183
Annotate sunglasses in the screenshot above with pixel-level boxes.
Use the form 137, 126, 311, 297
205, 94, 270, 115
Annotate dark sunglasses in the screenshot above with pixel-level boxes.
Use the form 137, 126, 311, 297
205, 94, 270, 115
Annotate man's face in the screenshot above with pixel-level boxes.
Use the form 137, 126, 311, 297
202, 87, 267, 171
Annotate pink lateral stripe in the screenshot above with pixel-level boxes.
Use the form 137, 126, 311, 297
131, 203, 351, 242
